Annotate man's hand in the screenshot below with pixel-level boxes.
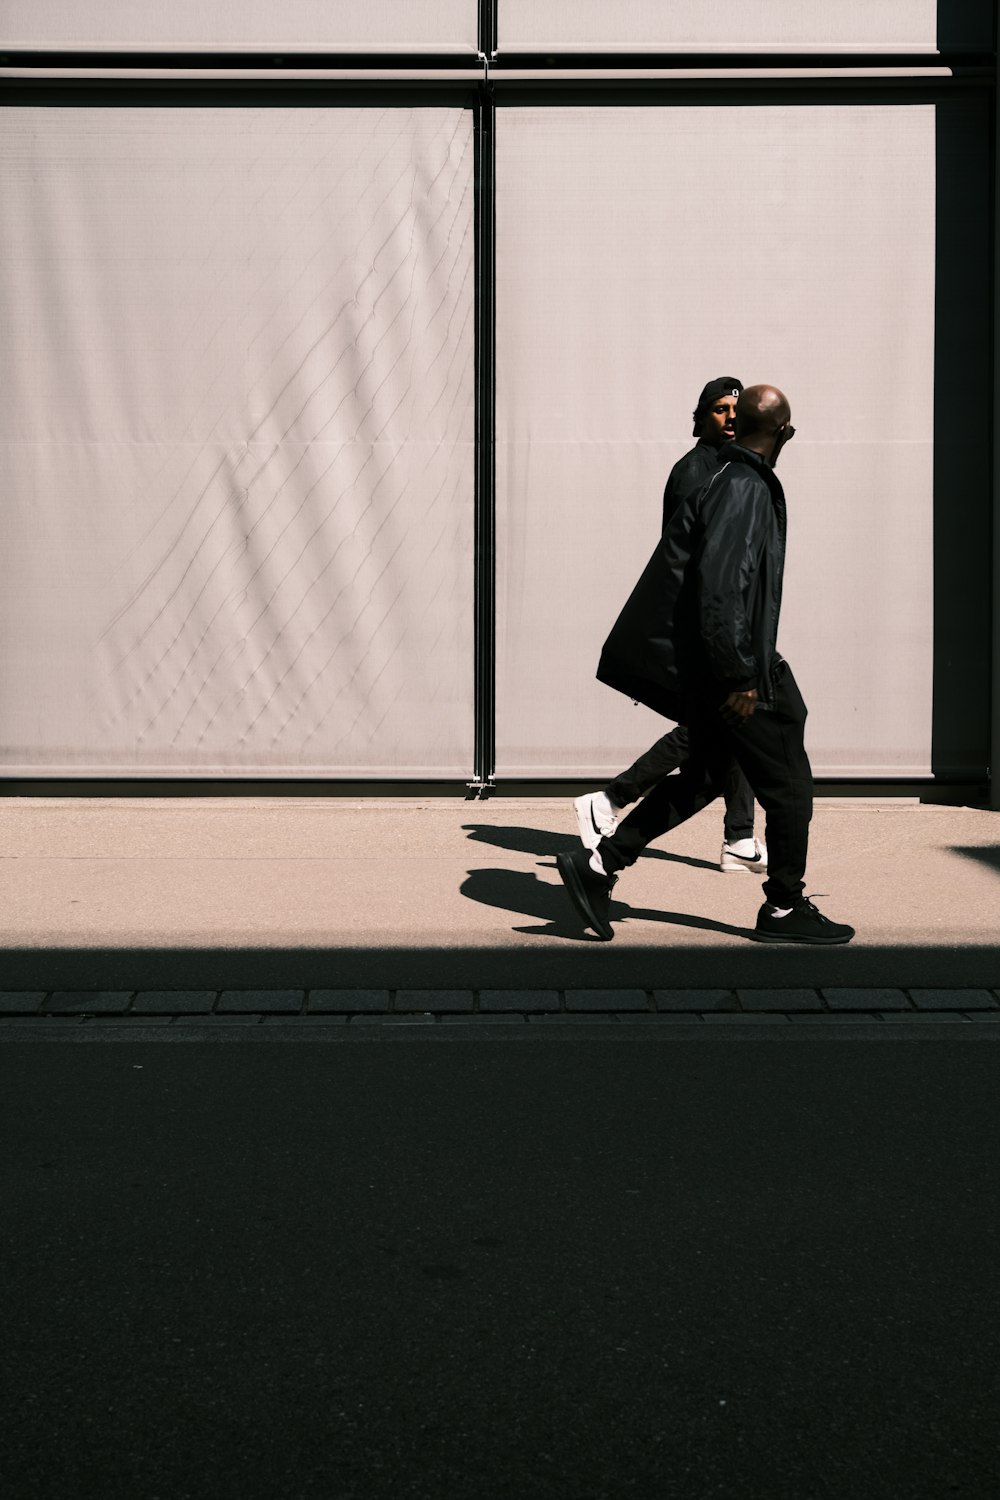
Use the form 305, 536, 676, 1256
719, 688, 759, 727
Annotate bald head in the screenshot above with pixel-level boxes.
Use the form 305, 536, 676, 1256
734, 385, 793, 465
736, 385, 790, 436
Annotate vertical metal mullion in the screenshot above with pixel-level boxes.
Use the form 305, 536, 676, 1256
478, 0, 498, 60
471, 85, 496, 794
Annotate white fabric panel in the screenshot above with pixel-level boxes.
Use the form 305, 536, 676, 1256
495, 105, 935, 777
0, 1, 478, 52
499, 1, 939, 53
0, 106, 475, 775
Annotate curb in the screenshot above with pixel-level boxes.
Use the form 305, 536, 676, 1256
0, 988, 999, 1032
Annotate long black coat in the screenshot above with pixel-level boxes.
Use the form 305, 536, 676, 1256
597, 444, 788, 722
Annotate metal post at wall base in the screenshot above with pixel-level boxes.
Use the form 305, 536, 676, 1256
465, 779, 496, 800
472, 81, 497, 794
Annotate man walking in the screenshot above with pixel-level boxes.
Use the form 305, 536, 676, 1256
556, 385, 853, 946
574, 377, 765, 875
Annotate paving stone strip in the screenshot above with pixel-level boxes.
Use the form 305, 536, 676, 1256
0, 989, 999, 1024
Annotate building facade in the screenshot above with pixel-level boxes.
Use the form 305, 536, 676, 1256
0, 3, 995, 794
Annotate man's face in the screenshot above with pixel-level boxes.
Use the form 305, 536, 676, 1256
699, 394, 738, 445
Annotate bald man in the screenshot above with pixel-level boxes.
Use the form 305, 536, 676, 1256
573, 376, 764, 874
557, 385, 854, 946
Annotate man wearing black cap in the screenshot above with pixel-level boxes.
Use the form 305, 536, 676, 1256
574, 377, 764, 875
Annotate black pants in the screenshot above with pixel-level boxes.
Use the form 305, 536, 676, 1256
606, 726, 756, 844
599, 665, 813, 908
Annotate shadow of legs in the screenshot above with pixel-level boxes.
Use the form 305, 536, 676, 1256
460, 866, 756, 942
462, 825, 719, 872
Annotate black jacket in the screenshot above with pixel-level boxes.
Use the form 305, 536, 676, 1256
597, 443, 787, 721
661, 437, 721, 534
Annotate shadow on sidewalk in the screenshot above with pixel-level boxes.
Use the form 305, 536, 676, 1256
460, 866, 597, 940
459, 867, 756, 943
1, 941, 998, 991
952, 845, 1000, 874
462, 823, 719, 874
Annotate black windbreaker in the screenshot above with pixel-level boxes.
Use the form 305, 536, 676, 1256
597, 443, 787, 722
661, 437, 722, 534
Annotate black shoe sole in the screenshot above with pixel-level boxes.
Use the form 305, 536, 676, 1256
556, 853, 614, 941
751, 929, 854, 945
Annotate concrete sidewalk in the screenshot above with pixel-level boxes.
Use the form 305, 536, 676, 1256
0, 795, 997, 991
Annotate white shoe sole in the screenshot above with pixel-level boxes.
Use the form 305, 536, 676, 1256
574, 794, 617, 852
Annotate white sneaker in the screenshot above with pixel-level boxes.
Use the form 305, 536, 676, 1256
720, 836, 768, 874
574, 792, 619, 852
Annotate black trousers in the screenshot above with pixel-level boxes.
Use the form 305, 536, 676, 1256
606, 726, 756, 843
599, 664, 813, 908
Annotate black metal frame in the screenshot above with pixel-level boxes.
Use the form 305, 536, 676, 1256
479, 0, 498, 61
471, 81, 497, 797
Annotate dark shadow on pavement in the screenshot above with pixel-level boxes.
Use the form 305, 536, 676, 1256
458, 867, 600, 941
460, 868, 756, 943
1, 941, 998, 991
463, 824, 578, 857
951, 846, 1000, 875
462, 823, 719, 873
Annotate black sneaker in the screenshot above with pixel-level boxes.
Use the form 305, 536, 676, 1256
753, 897, 854, 945
556, 848, 617, 941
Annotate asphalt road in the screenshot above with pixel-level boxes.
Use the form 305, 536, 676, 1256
2, 1033, 999, 1499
